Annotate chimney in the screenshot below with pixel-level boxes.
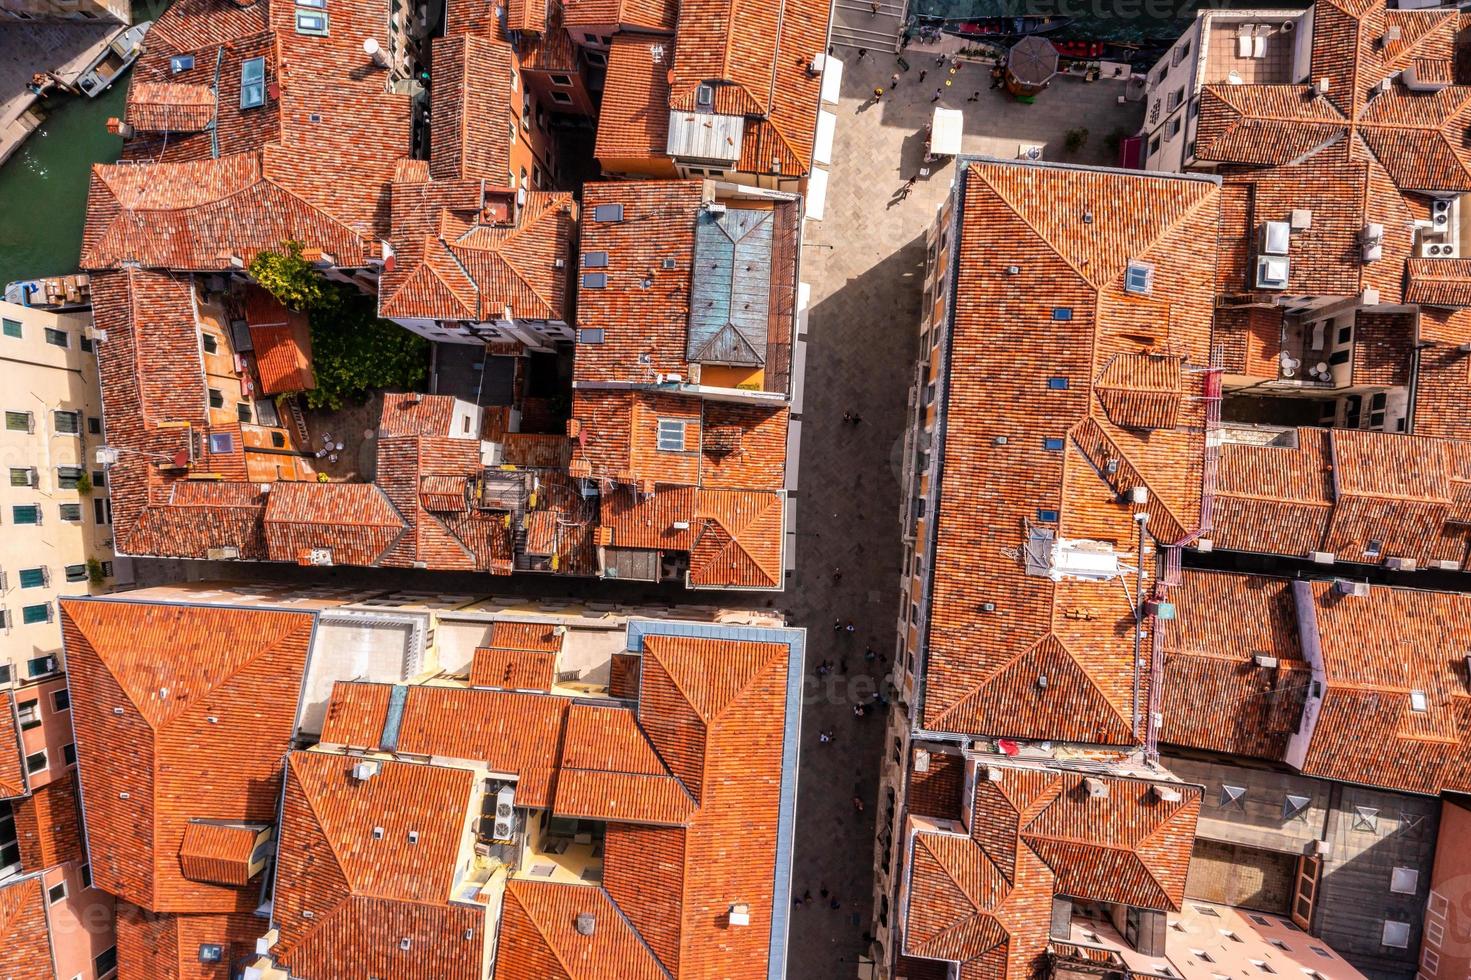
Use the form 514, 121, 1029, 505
575, 913, 596, 936
363, 37, 389, 68
107, 117, 135, 138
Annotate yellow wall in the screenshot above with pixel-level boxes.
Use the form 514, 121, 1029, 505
0, 301, 118, 690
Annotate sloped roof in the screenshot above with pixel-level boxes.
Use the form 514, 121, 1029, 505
178, 820, 268, 887
0, 690, 26, 799
469, 646, 558, 691
60, 597, 315, 913
1193, 0, 1471, 303
562, 0, 677, 31
13, 773, 85, 872
271, 752, 485, 979
0, 876, 53, 980
301, 624, 800, 978
595, 33, 674, 166
81, 152, 374, 271
920, 160, 1220, 741
430, 34, 514, 183
115, 902, 265, 980
497, 880, 673, 980
380, 180, 576, 323
901, 764, 1201, 980
1157, 570, 1309, 760
263, 482, 408, 566
124, 81, 216, 133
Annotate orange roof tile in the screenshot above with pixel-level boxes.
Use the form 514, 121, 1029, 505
250, 323, 315, 394
61, 597, 315, 913
595, 34, 673, 167
116, 902, 271, 980
0, 876, 54, 980
496, 880, 673, 980
0, 690, 26, 799
919, 160, 1219, 742
901, 763, 1200, 979
124, 81, 216, 133
430, 34, 515, 182
469, 646, 558, 691
272, 752, 487, 979
13, 772, 85, 872
263, 482, 408, 566
178, 820, 269, 887
562, 0, 676, 31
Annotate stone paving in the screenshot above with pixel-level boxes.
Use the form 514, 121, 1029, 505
131, 44, 1146, 980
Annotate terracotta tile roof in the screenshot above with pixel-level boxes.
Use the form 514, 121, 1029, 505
562, 0, 676, 31
1292, 578, 1471, 794
61, 597, 315, 912
1193, 0, 1471, 303
430, 34, 514, 182
263, 482, 408, 566
178, 820, 268, 887
307, 626, 799, 978
272, 752, 485, 978
554, 703, 695, 825
82, 152, 375, 271
124, 81, 216, 133
0, 876, 53, 980
1158, 570, 1309, 760
595, 34, 673, 166
0, 690, 26, 799
496, 880, 673, 980
469, 646, 558, 690
1407, 257, 1471, 307
1411, 308, 1471, 438
381, 179, 576, 322
901, 763, 1200, 979
249, 322, 315, 395
1213, 306, 1285, 377
906, 749, 966, 822
919, 161, 1220, 741
13, 772, 85, 871
1212, 427, 1471, 565
116, 903, 266, 980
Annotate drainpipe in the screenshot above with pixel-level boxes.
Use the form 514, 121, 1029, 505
1132, 510, 1150, 744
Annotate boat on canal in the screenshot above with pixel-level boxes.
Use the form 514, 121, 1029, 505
75, 21, 152, 98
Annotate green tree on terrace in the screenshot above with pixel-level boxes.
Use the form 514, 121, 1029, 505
248, 242, 429, 411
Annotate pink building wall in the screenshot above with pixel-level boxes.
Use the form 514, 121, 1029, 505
1420, 800, 1471, 980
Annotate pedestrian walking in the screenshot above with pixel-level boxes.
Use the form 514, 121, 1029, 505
820, 885, 829, 899
839, 658, 848, 675
830, 897, 841, 910
936, 53, 946, 65
931, 87, 942, 102
804, 890, 813, 903
919, 68, 927, 82
794, 895, 804, 907
990, 66, 1003, 89
890, 72, 900, 89
818, 730, 832, 743
833, 618, 842, 632
864, 645, 877, 662
872, 85, 884, 100
832, 565, 843, 582
870, 0, 880, 14
845, 620, 856, 632
968, 91, 981, 102
857, 47, 868, 60
852, 796, 864, 812
851, 411, 863, 423
853, 703, 867, 718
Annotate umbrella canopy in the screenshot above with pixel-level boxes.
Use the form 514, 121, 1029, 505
1007, 35, 1059, 88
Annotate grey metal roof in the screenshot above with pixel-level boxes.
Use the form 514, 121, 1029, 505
666, 110, 745, 162
688, 207, 774, 366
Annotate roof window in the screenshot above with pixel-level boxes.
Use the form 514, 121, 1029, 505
295, 10, 328, 35
1410, 689, 1428, 711
582, 251, 608, 268
592, 203, 623, 222
582, 272, 607, 289
697, 83, 715, 108
170, 54, 195, 73
657, 419, 686, 453
1390, 867, 1419, 894
207, 432, 234, 455
1052, 307, 1073, 321
240, 57, 266, 109
1124, 261, 1154, 296
1043, 438, 1064, 452
577, 328, 604, 345
1382, 920, 1410, 949
1047, 377, 1069, 390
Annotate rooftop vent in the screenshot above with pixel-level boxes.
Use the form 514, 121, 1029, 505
985, 765, 1005, 782
1260, 220, 1291, 255
1290, 209, 1312, 230
492, 785, 516, 841
352, 760, 380, 781
1253, 654, 1279, 669
1255, 255, 1290, 290
728, 903, 751, 927
399, 938, 412, 951
1152, 784, 1183, 803
1380, 25, 1401, 45
372, 826, 384, 840
1083, 777, 1109, 798
576, 912, 596, 936
1332, 578, 1369, 597
407, 830, 419, 844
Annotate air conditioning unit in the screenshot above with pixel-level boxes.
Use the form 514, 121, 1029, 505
1385, 556, 1418, 571
205, 546, 240, 560
1256, 255, 1290, 290
352, 760, 380, 781
1309, 550, 1335, 564
1310, 839, 1332, 857
1152, 784, 1183, 803
1333, 578, 1369, 597
481, 441, 504, 467
1260, 220, 1291, 255
1083, 776, 1109, 798
1254, 654, 1279, 669
492, 785, 516, 841
1421, 240, 1460, 259
1361, 223, 1384, 263
22, 468, 36, 488
553, 257, 565, 268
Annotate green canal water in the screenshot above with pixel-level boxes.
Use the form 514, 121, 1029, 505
0, 60, 127, 284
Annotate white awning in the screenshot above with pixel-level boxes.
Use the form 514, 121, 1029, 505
930, 108, 963, 156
